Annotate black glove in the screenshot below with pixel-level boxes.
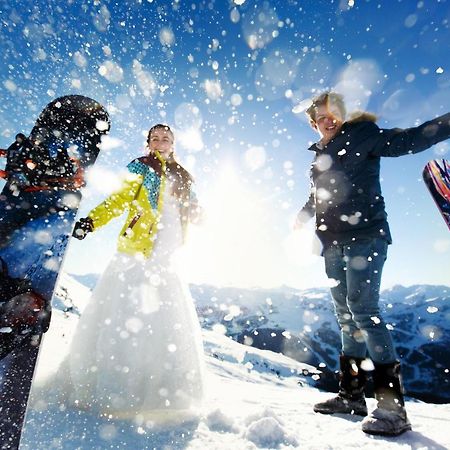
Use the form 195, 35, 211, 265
72, 217, 94, 240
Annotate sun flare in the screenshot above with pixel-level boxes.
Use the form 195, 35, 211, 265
178, 164, 322, 288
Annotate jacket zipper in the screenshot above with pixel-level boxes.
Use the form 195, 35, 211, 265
123, 214, 141, 236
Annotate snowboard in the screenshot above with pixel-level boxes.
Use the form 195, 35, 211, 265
0, 95, 110, 449
422, 159, 450, 230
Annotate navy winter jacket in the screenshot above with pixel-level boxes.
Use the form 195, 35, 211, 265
299, 112, 450, 248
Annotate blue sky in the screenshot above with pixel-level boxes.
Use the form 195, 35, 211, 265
0, 0, 449, 289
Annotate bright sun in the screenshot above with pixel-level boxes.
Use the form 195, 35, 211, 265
178, 164, 322, 289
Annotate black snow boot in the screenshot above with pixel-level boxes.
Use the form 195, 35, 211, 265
362, 361, 412, 436
314, 354, 368, 416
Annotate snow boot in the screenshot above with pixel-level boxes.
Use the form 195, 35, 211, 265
362, 361, 412, 436
314, 354, 368, 416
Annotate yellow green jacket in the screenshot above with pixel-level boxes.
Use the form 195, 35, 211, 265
88, 152, 197, 258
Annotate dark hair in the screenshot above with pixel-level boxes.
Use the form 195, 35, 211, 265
142, 124, 193, 199
305, 92, 346, 123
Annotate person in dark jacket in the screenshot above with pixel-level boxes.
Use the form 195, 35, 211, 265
295, 91, 450, 436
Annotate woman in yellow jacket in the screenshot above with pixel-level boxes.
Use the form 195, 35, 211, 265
74, 124, 201, 255
66, 124, 205, 422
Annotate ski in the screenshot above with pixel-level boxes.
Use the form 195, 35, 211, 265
422, 159, 450, 230
0, 95, 110, 449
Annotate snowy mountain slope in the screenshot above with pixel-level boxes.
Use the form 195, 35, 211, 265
21, 290, 450, 449
69, 274, 450, 402
189, 283, 450, 403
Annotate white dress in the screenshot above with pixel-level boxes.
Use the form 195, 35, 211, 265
66, 185, 205, 419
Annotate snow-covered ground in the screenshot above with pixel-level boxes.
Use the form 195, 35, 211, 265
18, 274, 450, 450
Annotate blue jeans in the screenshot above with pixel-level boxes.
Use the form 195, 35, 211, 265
323, 238, 397, 364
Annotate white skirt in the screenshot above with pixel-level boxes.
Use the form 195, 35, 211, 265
66, 251, 205, 419
66, 193, 204, 419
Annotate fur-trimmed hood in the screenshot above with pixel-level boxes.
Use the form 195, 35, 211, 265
346, 111, 378, 124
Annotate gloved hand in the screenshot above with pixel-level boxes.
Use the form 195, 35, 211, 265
8, 172, 30, 189
72, 217, 94, 240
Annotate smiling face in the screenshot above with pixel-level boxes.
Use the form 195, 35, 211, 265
311, 103, 344, 145
147, 126, 174, 160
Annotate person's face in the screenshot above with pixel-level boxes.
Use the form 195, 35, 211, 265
312, 103, 344, 144
148, 127, 174, 159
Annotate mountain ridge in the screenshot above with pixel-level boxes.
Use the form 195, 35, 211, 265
66, 273, 450, 403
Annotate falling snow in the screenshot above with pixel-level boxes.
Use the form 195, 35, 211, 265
1, 0, 449, 447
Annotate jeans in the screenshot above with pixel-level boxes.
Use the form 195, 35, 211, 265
323, 238, 397, 364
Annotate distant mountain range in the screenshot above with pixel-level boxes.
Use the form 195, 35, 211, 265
69, 273, 450, 403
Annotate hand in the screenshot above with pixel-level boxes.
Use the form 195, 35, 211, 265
293, 210, 310, 231
8, 172, 30, 188
189, 204, 205, 225
72, 217, 94, 240
293, 218, 304, 231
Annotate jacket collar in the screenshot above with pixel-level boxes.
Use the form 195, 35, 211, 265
308, 113, 377, 152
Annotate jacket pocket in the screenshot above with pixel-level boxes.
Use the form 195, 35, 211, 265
320, 196, 369, 232
123, 214, 141, 237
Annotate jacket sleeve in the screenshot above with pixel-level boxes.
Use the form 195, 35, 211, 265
296, 163, 316, 226
87, 173, 143, 230
369, 112, 450, 157
296, 191, 315, 225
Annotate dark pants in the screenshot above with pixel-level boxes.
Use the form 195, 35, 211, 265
323, 238, 397, 364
